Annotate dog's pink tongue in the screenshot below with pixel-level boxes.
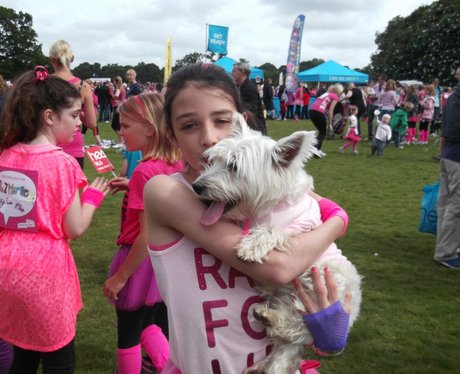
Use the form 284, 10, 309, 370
200, 201, 225, 226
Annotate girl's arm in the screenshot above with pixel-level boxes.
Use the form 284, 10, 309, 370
103, 210, 148, 301
81, 82, 97, 129
63, 177, 110, 239
145, 176, 344, 286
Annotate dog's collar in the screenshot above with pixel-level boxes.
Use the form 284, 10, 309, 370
242, 218, 251, 236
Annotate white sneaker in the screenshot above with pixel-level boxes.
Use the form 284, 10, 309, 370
317, 150, 327, 158
112, 143, 125, 149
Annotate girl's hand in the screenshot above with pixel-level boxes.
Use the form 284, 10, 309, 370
103, 273, 127, 303
293, 267, 351, 314
88, 177, 111, 196
109, 177, 129, 194
293, 267, 352, 355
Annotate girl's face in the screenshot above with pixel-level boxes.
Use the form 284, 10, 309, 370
170, 85, 236, 182
119, 113, 151, 153
53, 99, 82, 144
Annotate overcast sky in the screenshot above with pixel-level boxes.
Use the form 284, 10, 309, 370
5, 0, 435, 70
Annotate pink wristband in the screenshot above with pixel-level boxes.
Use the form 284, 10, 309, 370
318, 198, 349, 236
81, 187, 104, 208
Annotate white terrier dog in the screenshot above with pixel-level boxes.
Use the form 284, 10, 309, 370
193, 113, 362, 374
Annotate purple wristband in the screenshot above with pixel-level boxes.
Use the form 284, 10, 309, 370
81, 187, 104, 208
318, 198, 349, 236
303, 300, 350, 353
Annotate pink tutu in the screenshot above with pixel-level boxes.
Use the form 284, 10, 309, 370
109, 245, 163, 311
343, 128, 361, 142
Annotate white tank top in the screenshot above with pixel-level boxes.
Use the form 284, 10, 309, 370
149, 173, 271, 374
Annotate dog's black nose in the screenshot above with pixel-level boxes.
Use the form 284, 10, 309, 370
192, 183, 204, 195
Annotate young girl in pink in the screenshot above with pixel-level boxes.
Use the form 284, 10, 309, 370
419, 84, 435, 144
143, 63, 351, 374
339, 105, 361, 154
103, 94, 183, 374
0, 66, 109, 373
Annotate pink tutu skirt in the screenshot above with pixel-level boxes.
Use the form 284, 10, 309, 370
109, 245, 163, 311
343, 128, 361, 142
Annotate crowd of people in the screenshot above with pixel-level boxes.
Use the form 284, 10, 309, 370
0, 35, 459, 372
0, 40, 352, 374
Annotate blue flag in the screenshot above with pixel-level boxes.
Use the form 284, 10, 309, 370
207, 24, 229, 55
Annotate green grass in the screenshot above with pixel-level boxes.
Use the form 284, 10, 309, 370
72, 120, 459, 373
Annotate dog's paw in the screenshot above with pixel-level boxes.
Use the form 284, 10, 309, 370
236, 226, 291, 263
253, 306, 272, 327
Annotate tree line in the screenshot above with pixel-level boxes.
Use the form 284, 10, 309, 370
1, 0, 459, 86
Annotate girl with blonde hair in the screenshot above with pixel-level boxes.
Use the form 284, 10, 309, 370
49, 40, 97, 168
103, 93, 182, 374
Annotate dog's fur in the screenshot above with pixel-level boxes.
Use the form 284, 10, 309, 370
192, 113, 362, 374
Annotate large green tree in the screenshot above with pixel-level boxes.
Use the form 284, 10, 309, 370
174, 52, 205, 70
368, 0, 460, 85
0, 6, 47, 78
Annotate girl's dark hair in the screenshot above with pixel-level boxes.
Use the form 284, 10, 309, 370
164, 62, 244, 134
0, 70, 81, 152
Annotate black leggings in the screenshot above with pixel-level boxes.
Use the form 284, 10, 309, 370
111, 110, 121, 133
116, 303, 168, 349
309, 109, 327, 150
9, 339, 75, 374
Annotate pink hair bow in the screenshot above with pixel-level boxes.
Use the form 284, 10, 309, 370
34, 65, 48, 82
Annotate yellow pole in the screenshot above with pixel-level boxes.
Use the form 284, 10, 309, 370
164, 37, 172, 85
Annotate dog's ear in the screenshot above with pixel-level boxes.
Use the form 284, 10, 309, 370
231, 112, 251, 135
273, 131, 317, 167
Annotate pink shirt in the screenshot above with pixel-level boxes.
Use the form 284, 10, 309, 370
0, 143, 87, 351
421, 96, 435, 120
377, 90, 398, 111
116, 158, 183, 245
311, 92, 339, 114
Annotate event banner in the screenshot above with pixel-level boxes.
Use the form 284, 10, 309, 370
0, 167, 38, 232
84, 145, 115, 175
207, 24, 229, 55
285, 14, 305, 92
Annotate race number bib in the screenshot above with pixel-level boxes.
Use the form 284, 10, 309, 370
0, 167, 38, 232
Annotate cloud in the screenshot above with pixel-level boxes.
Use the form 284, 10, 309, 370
3, 0, 435, 71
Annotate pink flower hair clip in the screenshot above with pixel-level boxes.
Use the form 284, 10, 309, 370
33, 65, 48, 83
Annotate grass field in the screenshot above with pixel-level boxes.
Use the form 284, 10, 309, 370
72, 119, 459, 373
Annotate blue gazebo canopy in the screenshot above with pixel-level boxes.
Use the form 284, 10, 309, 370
214, 56, 264, 80
298, 60, 368, 84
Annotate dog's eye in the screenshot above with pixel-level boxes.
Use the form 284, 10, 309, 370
227, 161, 237, 172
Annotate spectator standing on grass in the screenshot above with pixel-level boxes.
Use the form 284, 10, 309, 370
126, 69, 142, 98
345, 82, 366, 135
404, 85, 420, 144
377, 79, 398, 117
96, 81, 112, 123
0, 66, 110, 374
231, 62, 267, 134
419, 84, 435, 145
371, 113, 392, 157
286, 89, 295, 120
430, 78, 442, 135
390, 101, 414, 148
111, 75, 126, 147
434, 67, 460, 269
302, 85, 311, 119
294, 82, 303, 121
262, 78, 275, 120
309, 83, 344, 158
103, 94, 183, 374
339, 105, 361, 154
49, 39, 97, 169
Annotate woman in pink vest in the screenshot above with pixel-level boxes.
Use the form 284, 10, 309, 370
49, 40, 97, 169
